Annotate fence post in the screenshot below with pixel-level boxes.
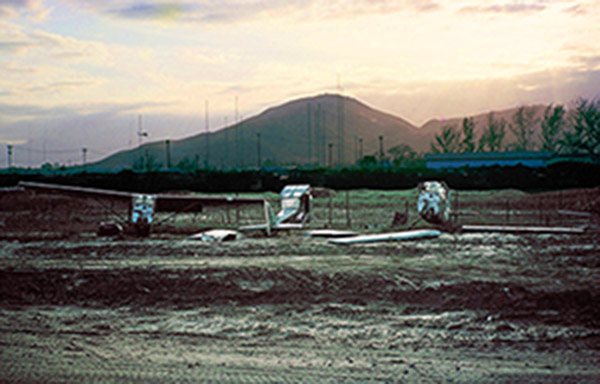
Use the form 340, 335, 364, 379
328, 194, 333, 227
236, 192, 240, 223
345, 190, 351, 228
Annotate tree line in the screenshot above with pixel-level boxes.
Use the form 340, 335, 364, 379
428, 98, 600, 159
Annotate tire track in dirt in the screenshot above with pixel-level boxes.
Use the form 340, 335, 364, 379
2, 267, 598, 328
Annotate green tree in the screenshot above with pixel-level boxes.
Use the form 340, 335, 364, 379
430, 124, 461, 153
175, 156, 197, 172
508, 106, 538, 151
388, 144, 419, 167
540, 104, 565, 153
459, 117, 476, 153
478, 112, 506, 152
561, 98, 600, 160
132, 152, 162, 172
356, 155, 378, 168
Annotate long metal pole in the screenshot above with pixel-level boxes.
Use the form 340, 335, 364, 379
205, 100, 209, 168
256, 133, 261, 168
82, 147, 87, 171
7, 145, 13, 168
165, 140, 171, 169
307, 103, 312, 165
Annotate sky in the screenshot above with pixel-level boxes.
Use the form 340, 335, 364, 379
1, 0, 599, 166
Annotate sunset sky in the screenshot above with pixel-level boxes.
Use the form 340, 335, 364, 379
1, 0, 599, 165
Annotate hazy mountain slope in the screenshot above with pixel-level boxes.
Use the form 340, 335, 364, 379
90, 95, 551, 171
90, 94, 420, 170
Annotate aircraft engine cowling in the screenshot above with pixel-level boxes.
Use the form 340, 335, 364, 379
417, 181, 451, 226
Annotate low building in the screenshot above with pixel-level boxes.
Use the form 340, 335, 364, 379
424, 151, 552, 169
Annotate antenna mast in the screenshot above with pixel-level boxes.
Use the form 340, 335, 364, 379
337, 74, 345, 167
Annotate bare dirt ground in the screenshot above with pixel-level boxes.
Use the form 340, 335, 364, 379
1, 188, 599, 383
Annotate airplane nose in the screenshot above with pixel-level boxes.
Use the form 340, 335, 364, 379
425, 207, 434, 218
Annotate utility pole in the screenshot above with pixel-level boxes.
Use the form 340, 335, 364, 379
314, 104, 321, 166
321, 108, 327, 167
205, 100, 209, 168
165, 140, 171, 169
337, 75, 344, 167
307, 103, 312, 165
82, 147, 87, 171
240, 116, 245, 168
359, 137, 363, 160
235, 96, 239, 167
137, 114, 148, 167
224, 116, 229, 169
256, 133, 261, 168
7, 145, 13, 168
379, 135, 384, 162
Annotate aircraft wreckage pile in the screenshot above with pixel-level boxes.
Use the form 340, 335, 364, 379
1, 181, 599, 382
15, 180, 596, 241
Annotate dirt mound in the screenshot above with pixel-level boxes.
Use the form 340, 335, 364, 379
2, 267, 598, 328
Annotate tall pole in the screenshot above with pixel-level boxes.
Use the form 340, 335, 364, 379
337, 80, 344, 167
240, 116, 245, 168
224, 116, 229, 169
256, 133, 261, 168
137, 114, 146, 167
359, 137, 363, 160
307, 103, 312, 165
321, 109, 326, 167
7, 145, 13, 168
314, 104, 321, 166
379, 135, 384, 162
82, 147, 87, 171
205, 100, 209, 168
165, 140, 171, 169
138, 115, 143, 147
235, 96, 239, 167
42, 128, 46, 163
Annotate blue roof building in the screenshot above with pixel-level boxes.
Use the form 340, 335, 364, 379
424, 151, 553, 169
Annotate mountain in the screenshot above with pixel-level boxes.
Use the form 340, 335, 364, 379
90, 94, 421, 170
89, 94, 549, 171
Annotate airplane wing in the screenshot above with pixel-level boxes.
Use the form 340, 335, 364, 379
18, 181, 132, 201
154, 193, 264, 212
328, 229, 442, 245
18, 181, 265, 213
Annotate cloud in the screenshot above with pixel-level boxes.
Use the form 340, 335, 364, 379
0, 24, 111, 61
562, 1, 600, 15
459, 1, 547, 14
0, 0, 51, 22
351, 66, 600, 125
25, 79, 97, 93
64, 0, 442, 24
0, 6, 18, 19
0, 100, 173, 120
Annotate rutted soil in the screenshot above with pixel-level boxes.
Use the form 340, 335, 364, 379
1, 231, 599, 383
2, 267, 599, 329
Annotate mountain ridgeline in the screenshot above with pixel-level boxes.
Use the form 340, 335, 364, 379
90, 94, 547, 171
91, 94, 421, 171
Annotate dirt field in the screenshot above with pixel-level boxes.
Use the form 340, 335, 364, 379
1, 188, 599, 383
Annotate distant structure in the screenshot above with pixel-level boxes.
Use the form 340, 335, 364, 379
336, 76, 344, 166
424, 151, 552, 169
